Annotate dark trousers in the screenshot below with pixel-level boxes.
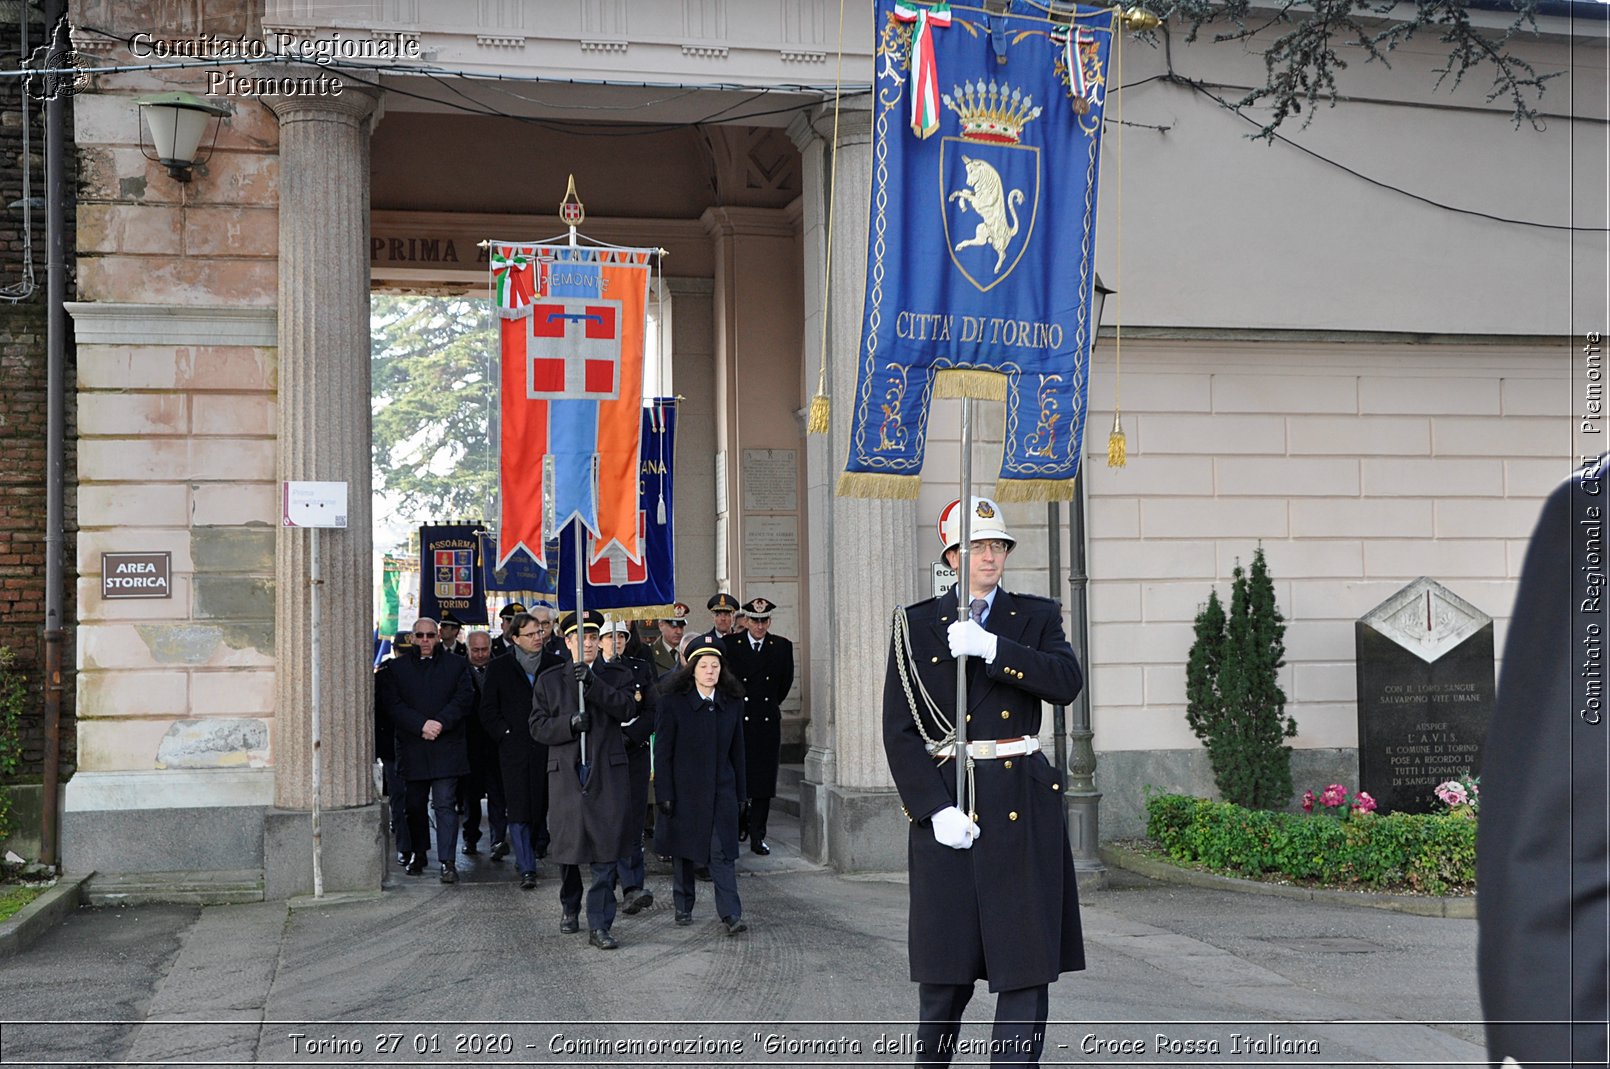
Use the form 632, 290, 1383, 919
915, 982, 1048, 1067
382, 757, 412, 855
672, 827, 741, 921
507, 822, 537, 873
459, 767, 507, 847
560, 863, 618, 932
748, 796, 772, 843
404, 776, 459, 866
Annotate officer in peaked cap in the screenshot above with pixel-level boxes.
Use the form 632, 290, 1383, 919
707, 592, 741, 637
529, 608, 640, 950
491, 601, 528, 658
438, 611, 468, 657
882, 495, 1085, 1065
649, 602, 691, 678
726, 596, 793, 856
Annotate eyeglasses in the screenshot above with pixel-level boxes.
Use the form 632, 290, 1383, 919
970, 539, 1011, 555
413, 631, 437, 638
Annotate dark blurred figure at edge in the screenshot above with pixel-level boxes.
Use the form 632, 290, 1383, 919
460, 631, 509, 862
374, 630, 415, 864
1479, 452, 1610, 1069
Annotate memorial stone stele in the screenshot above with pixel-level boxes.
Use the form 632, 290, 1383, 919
1355, 577, 1494, 814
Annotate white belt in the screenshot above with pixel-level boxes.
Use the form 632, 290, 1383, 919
929, 736, 1040, 760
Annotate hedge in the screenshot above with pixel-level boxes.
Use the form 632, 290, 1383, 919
1144, 793, 1476, 894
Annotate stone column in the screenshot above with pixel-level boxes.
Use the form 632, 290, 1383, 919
262, 82, 384, 898
792, 101, 917, 872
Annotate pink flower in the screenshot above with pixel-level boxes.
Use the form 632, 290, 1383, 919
1352, 791, 1377, 813
1319, 784, 1349, 808
1435, 781, 1468, 807
1301, 790, 1315, 813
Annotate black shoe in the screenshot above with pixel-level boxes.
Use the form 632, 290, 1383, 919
695, 866, 712, 882
395, 852, 409, 866
560, 913, 580, 934
632, 889, 654, 912
589, 928, 619, 950
621, 888, 645, 915
674, 911, 692, 926
405, 854, 425, 876
520, 871, 537, 890
461, 842, 480, 856
440, 864, 458, 884
751, 840, 771, 856
722, 916, 748, 936
489, 840, 509, 862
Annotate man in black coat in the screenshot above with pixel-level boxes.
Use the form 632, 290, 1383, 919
373, 636, 413, 865
380, 617, 476, 884
530, 609, 639, 950
460, 631, 508, 860
1478, 454, 1610, 1068
600, 618, 658, 914
479, 612, 550, 889
883, 497, 1084, 1067
727, 596, 794, 855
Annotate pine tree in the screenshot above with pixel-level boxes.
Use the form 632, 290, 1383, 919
1183, 547, 1296, 809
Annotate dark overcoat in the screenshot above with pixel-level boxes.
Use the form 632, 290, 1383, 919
478, 654, 547, 824
462, 660, 502, 787
529, 659, 638, 865
611, 655, 659, 833
728, 632, 794, 798
653, 684, 746, 865
381, 652, 475, 782
1478, 457, 1610, 1067
882, 587, 1085, 993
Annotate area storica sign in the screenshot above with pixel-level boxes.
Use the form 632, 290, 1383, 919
102, 551, 172, 600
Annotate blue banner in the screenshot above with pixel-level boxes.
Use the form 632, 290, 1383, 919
841, 2, 1114, 501
557, 398, 677, 617
480, 532, 559, 597
418, 523, 489, 625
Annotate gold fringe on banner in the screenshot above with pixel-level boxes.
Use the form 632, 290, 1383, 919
601, 605, 678, 623
806, 394, 831, 435
836, 471, 924, 499
933, 368, 1008, 401
994, 478, 1076, 503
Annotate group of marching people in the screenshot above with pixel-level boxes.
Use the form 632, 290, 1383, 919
373, 593, 794, 951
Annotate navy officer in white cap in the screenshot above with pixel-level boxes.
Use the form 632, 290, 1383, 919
882, 496, 1084, 1067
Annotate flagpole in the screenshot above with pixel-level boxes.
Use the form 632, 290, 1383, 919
569, 214, 589, 768
956, 398, 973, 816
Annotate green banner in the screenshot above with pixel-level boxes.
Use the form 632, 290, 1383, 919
381, 556, 402, 635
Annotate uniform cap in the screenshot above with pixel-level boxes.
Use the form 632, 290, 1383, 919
663, 602, 691, 625
938, 496, 1016, 553
707, 592, 740, 613
599, 617, 630, 637
499, 601, 527, 619
686, 630, 727, 661
439, 610, 462, 627
743, 597, 777, 619
559, 609, 604, 636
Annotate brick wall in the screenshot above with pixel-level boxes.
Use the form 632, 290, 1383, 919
0, 5, 77, 780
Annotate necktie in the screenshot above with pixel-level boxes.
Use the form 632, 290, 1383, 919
970, 598, 987, 626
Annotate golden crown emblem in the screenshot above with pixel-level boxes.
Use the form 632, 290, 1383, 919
941, 80, 1042, 145
976, 501, 996, 519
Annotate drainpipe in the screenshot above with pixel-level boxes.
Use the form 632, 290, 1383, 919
40, 0, 68, 870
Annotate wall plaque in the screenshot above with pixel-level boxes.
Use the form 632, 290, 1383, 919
102, 551, 172, 600
743, 515, 799, 578
742, 448, 798, 511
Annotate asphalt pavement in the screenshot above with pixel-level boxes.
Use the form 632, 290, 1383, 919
0, 807, 1485, 1068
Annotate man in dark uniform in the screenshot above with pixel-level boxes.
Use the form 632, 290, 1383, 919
883, 497, 1084, 1067
648, 603, 689, 677
490, 602, 526, 658
529, 610, 640, 950
438, 611, 468, 657
1478, 454, 1610, 1069
600, 618, 658, 914
708, 592, 741, 639
727, 596, 794, 855
380, 617, 477, 883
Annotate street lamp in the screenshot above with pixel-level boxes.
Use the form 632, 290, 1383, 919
137, 92, 230, 183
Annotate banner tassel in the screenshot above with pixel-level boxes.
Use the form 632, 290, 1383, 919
656, 493, 667, 525
835, 471, 923, 500
1107, 409, 1127, 468
807, 393, 831, 435
808, 0, 849, 437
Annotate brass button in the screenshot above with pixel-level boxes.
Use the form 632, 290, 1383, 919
931, 656, 940, 663
965, 714, 972, 723
1003, 760, 1013, 769
970, 812, 979, 822
1052, 783, 1060, 791
1000, 710, 1010, 720
1009, 811, 1019, 821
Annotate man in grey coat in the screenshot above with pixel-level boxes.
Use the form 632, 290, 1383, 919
380, 617, 476, 884
530, 609, 639, 950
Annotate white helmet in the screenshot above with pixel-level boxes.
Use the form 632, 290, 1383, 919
938, 496, 1016, 553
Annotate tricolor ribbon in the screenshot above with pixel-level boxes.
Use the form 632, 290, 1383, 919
491, 245, 536, 320
893, 1, 951, 139
1066, 25, 1096, 102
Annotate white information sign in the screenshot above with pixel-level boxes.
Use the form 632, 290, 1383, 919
932, 561, 957, 599
282, 481, 349, 529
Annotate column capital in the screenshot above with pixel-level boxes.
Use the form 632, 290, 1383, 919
700, 205, 797, 240
788, 100, 873, 153
262, 74, 382, 128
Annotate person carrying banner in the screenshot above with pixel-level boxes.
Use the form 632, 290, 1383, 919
599, 618, 658, 914
727, 596, 794, 856
529, 609, 640, 950
654, 630, 748, 935
882, 497, 1085, 1067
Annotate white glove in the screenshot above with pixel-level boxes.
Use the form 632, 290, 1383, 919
931, 805, 981, 850
947, 619, 998, 663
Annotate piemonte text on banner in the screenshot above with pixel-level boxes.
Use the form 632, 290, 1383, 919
840, 1, 1115, 502
493, 241, 654, 570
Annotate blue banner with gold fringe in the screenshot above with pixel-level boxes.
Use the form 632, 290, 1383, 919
840, 1, 1115, 502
